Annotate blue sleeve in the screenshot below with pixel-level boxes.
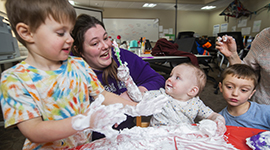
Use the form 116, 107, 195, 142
117, 49, 165, 91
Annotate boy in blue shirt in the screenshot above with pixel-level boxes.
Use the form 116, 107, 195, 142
219, 64, 270, 130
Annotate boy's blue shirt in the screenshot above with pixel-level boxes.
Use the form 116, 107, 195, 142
219, 101, 270, 130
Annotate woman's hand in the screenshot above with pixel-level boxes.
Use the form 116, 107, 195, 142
216, 35, 241, 65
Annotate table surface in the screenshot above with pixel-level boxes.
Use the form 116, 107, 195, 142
72, 126, 267, 150
140, 54, 212, 64
225, 126, 267, 150
140, 54, 211, 59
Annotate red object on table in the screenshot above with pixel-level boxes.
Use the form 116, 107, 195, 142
72, 126, 267, 150
225, 126, 267, 150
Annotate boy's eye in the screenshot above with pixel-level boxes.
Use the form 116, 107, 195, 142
226, 85, 232, 89
241, 89, 249, 93
57, 32, 65, 36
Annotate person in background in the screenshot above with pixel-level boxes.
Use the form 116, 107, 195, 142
218, 64, 270, 130
216, 27, 270, 105
0, 0, 167, 149
71, 14, 166, 141
148, 63, 226, 135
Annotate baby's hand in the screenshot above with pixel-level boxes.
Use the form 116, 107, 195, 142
214, 115, 226, 136
124, 93, 168, 117
117, 62, 130, 81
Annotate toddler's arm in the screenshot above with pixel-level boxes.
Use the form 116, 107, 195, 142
17, 93, 127, 143
17, 115, 80, 143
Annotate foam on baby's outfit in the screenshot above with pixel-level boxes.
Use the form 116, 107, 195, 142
76, 119, 237, 150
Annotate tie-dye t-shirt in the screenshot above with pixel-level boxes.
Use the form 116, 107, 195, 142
0, 56, 104, 149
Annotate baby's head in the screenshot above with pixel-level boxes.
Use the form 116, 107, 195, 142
165, 63, 206, 101
5, 0, 76, 47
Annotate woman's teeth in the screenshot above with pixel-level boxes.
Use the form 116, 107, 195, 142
101, 52, 109, 57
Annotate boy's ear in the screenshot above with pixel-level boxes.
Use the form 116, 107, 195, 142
218, 82, 223, 92
187, 86, 199, 97
16, 23, 34, 43
249, 89, 256, 99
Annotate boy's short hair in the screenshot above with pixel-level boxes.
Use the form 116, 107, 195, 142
180, 63, 207, 96
221, 64, 259, 89
5, 0, 76, 46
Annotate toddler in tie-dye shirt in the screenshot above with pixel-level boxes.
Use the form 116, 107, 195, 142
0, 0, 168, 149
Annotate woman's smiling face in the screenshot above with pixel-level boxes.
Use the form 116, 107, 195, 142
81, 24, 113, 70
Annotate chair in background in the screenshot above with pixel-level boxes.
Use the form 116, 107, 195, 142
177, 31, 195, 39
207, 36, 217, 56
174, 37, 198, 54
144, 39, 152, 50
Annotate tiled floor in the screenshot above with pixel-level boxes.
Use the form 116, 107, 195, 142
0, 63, 226, 149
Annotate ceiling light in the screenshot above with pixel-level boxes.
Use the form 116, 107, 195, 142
143, 3, 157, 8
69, 0, 74, 5
201, 6, 216, 10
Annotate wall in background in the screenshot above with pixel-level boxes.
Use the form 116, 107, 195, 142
74, 6, 103, 21
208, 0, 270, 37
103, 18, 159, 42
1, 0, 270, 37
103, 8, 210, 37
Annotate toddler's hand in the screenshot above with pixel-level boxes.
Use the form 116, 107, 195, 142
71, 94, 127, 138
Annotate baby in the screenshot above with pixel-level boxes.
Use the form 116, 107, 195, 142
148, 63, 226, 133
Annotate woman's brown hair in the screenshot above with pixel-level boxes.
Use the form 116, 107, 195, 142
71, 14, 119, 85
